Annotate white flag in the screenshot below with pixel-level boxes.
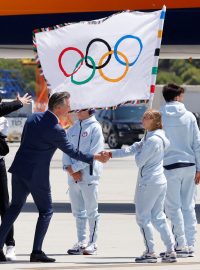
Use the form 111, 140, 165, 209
34, 8, 165, 110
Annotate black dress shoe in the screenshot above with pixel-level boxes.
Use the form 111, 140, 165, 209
30, 251, 55, 263
0, 249, 6, 262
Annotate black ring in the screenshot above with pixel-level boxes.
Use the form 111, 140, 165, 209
85, 38, 112, 69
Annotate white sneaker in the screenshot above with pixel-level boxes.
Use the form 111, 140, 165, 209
175, 246, 189, 258
161, 251, 177, 263
6, 246, 16, 261
67, 242, 87, 255
135, 252, 157, 263
188, 246, 195, 257
83, 243, 97, 255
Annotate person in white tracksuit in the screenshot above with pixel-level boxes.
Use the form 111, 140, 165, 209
62, 109, 104, 255
107, 109, 176, 263
161, 84, 200, 257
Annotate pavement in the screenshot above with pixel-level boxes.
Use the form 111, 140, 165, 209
1, 143, 200, 270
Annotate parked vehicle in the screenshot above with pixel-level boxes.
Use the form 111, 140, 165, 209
96, 104, 147, 149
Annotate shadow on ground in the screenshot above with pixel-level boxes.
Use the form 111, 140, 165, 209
22, 203, 200, 223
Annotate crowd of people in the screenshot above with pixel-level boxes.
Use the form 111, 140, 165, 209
0, 83, 199, 264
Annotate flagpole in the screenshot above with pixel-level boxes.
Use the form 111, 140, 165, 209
148, 5, 166, 109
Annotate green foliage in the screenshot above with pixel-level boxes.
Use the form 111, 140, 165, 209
157, 71, 183, 85
0, 59, 36, 93
0, 58, 199, 94
182, 68, 200, 84
157, 59, 200, 85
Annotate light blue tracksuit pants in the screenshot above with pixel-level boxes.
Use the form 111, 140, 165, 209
164, 166, 197, 248
68, 181, 100, 244
135, 182, 174, 253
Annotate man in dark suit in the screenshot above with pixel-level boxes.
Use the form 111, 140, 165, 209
0, 91, 108, 263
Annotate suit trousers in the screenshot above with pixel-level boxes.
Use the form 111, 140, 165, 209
0, 158, 15, 246
0, 173, 53, 251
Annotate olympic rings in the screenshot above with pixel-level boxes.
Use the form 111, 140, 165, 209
98, 50, 129, 82
114, 35, 143, 66
58, 35, 143, 84
71, 56, 96, 85
85, 38, 112, 69
58, 47, 84, 77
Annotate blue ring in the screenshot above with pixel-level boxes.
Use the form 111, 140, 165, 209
114, 35, 143, 67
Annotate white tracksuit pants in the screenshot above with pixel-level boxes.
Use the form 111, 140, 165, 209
164, 166, 197, 248
68, 181, 100, 244
135, 182, 174, 253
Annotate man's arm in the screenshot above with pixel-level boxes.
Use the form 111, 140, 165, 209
62, 153, 73, 168
70, 126, 104, 173
0, 93, 32, 117
54, 128, 107, 164
0, 100, 23, 116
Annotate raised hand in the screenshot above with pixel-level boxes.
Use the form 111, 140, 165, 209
17, 93, 32, 105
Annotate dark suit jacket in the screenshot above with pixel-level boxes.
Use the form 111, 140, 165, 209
0, 100, 23, 117
9, 110, 93, 180
0, 100, 23, 156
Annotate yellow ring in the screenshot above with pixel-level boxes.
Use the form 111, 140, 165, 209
98, 50, 129, 82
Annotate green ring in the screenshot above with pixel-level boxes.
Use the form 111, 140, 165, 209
71, 56, 96, 85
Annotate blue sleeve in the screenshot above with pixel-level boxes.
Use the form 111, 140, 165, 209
62, 152, 73, 169
62, 129, 73, 169
112, 143, 137, 158
0, 100, 23, 117
54, 127, 93, 165
71, 126, 104, 172
112, 141, 143, 158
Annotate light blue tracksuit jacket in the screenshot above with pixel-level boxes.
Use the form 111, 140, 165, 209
161, 102, 200, 169
62, 115, 104, 244
112, 129, 169, 184
112, 129, 174, 253
63, 115, 104, 184
161, 102, 200, 248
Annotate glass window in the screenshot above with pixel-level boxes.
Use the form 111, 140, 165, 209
105, 110, 112, 120
113, 105, 147, 122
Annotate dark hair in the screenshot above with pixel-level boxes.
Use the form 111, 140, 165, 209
48, 92, 70, 111
162, 83, 184, 102
88, 108, 96, 115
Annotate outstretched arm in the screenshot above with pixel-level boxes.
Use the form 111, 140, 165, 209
111, 141, 143, 158
70, 127, 104, 172
55, 128, 108, 164
0, 93, 32, 117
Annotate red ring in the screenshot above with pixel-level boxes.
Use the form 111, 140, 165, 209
58, 47, 84, 77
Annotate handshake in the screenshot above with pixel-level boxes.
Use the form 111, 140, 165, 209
65, 151, 112, 182
94, 151, 112, 163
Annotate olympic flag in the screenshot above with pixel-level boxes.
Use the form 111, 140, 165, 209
33, 7, 166, 110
